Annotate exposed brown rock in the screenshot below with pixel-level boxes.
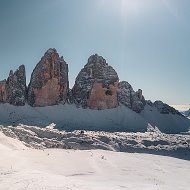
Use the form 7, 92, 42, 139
72, 54, 119, 109
87, 81, 118, 109
28, 48, 69, 107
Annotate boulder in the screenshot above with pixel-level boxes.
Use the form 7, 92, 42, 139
72, 54, 119, 109
28, 48, 69, 107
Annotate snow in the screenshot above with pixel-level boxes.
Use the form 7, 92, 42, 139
141, 105, 190, 133
0, 130, 190, 190
0, 103, 189, 133
1, 124, 190, 159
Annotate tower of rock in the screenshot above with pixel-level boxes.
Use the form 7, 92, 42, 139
28, 48, 69, 107
72, 54, 119, 109
0, 65, 27, 106
117, 81, 146, 113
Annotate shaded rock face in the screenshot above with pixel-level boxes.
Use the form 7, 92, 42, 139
0, 80, 7, 102
117, 81, 146, 113
72, 54, 119, 109
28, 48, 69, 107
154, 101, 182, 115
5, 65, 27, 106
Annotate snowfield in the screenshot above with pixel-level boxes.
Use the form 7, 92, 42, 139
0, 103, 189, 133
0, 125, 190, 190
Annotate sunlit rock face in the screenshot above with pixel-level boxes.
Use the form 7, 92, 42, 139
72, 54, 119, 109
117, 81, 146, 113
28, 48, 69, 107
6, 65, 27, 106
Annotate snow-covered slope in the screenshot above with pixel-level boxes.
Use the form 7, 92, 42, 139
141, 105, 190, 133
0, 103, 189, 133
0, 130, 190, 190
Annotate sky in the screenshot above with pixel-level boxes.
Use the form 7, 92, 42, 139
0, 0, 189, 105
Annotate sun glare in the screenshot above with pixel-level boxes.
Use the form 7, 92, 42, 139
98, 0, 147, 19
120, 0, 146, 17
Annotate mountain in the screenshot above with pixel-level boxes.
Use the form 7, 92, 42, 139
28, 48, 69, 106
0, 65, 27, 106
182, 109, 190, 118
0, 48, 189, 133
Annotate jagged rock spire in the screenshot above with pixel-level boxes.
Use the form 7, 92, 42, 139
0, 65, 27, 106
117, 81, 146, 113
72, 54, 119, 109
27, 48, 69, 107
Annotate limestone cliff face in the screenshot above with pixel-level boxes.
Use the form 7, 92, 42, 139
0, 65, 27, 106
72, 54, 119, 109
28, 48, 69, 107
117, 81, 146, 113
87, 81, 119, 110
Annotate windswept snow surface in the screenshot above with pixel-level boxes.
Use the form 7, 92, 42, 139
0, 130, 190, 190
0, 103, 189, 133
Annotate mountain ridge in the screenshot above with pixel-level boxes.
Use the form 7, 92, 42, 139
0, 48, 189, 133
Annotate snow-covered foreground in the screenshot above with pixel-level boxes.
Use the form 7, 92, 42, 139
1, 124, 190, 160
1, 124, 190, 190
0, 131, 190, 190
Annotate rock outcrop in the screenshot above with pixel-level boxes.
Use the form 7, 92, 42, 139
154, 101, 182, 115
0, 65, 27, 106
117, 81, 146, 113
72, 54, 119, 109
28, 48, 69, 107
0, 49, 185, 121
0, 80, 7, 103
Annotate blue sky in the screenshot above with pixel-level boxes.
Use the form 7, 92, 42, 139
0, 0, 189, 105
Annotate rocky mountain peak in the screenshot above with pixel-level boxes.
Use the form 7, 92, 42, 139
72, 54, 119, 109
0, 49, 185, 119
28, 48, 69, 107
5, 65, 27, 106
117, 81, 146, 113
153, 101, 182, 115
82, 54, 119, 83
45, 48, 57, 54
85, 54, 107, 67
